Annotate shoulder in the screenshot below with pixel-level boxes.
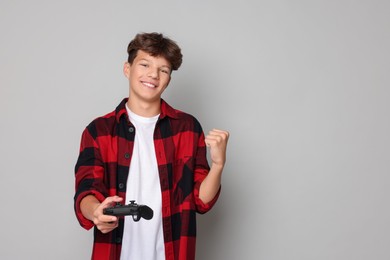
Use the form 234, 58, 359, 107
162, 100, 202, 128
169, 108, 204, 135
84, 98, 128, 138
84, 110, 117, 139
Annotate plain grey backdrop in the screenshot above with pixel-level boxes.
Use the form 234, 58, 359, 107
1, 0, 389, 259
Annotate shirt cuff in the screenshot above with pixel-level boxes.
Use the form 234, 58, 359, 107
74, 190, 106, 230
193, 182, 221, 214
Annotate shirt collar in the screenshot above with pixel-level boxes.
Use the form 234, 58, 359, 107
115, 98, 179, 123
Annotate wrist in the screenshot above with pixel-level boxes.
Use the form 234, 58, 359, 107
80, 195, 101, 221
211, 162, 224, 171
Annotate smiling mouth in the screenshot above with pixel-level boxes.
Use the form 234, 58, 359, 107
142, 81, 157, 88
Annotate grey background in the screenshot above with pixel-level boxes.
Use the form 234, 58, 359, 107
1, 1, 389, 259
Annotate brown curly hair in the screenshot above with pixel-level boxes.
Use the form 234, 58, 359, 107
127, 32, 183, 71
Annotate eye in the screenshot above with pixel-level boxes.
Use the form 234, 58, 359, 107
160, 67, 171, 74
140, 63, 148, 68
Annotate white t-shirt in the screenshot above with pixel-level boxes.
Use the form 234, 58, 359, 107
120, 106, 165, 260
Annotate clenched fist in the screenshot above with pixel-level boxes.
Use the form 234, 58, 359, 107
205, 129, 229, 168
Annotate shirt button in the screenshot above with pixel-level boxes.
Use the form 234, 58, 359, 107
124, 153, 130, 159
128, 127, 135, 133
116, 237, 122, 244
119, 183, 125, 189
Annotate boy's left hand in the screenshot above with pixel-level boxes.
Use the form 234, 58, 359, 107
205, 129, 229, 168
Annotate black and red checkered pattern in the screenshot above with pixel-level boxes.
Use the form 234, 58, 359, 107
74, 98, 220, 260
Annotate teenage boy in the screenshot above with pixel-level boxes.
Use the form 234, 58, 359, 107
74, 32, 229, 260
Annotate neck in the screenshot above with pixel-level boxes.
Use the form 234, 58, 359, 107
126, 98, 161, 117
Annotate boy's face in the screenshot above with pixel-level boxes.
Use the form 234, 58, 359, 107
124, 50, 172, 104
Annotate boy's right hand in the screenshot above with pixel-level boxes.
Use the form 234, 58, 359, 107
92, 196, 123, 234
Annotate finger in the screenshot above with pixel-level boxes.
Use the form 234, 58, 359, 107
100, 214, 118, 222
205, 136, 218, 146
98, 221, 118, 234
102, 219, 119, 227
209, 128, 229, 135
95, 214, 117, 226
106, 219, 119, 225
205, 138, 221, 147
102, 196, 123, 207
205, 134, 224, 145
98, 197, 123, 215
94, 212, 116, 222
207, 130, 229, 140
206, 134, 223, 140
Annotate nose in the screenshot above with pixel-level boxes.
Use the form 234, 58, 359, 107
148, 67, 159, 79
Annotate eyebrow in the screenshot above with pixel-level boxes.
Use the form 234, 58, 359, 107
139, 58, 171, 70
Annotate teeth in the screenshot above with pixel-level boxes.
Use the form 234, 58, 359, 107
142, 82, 156, 88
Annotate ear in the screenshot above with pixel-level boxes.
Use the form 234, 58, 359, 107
123, 62, 131, 79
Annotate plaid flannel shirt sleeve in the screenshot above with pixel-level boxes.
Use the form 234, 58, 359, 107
192, 123, 221, 214
74, 125, 108, 230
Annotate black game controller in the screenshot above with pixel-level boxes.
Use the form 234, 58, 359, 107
103, 200, 153, 222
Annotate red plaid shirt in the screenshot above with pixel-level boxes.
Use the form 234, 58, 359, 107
74, 98, 220, 260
